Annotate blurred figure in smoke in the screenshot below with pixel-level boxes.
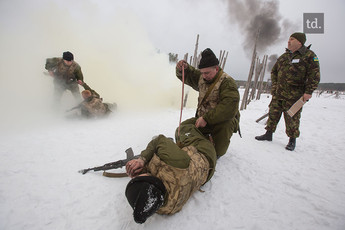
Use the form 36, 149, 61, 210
66, 80, 116, 119
176, 48, 240, 158
45, 51, 84, 105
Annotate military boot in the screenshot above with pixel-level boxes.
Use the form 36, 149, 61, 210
285, 137, 296, 151
255, 131, 273, 141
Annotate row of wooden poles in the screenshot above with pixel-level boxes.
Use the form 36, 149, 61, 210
240, 33, 270, 111
177, 33, 270, 109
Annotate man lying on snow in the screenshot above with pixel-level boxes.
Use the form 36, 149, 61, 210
125, 123, 217, 224
67, 80, 116, 119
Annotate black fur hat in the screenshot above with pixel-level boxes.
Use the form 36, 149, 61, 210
125, 176, 166, 224
198, 48, 219, 69
63, 51, 74, 61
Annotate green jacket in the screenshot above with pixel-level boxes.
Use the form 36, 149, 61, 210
176, 65, 240, 126
141, 124, 217, 181
271, 46, 320, 101
45, 57, 84, 83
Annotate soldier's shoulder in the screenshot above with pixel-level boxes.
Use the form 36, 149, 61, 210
72, 61, 82, 69
305, 49, 319, 62
222, 72, 236, 83
273, 53, 288, 65
222, 74, 239, 90
305, 48, 317, 56
74, 61, 81, 66
278, 51, 289, 59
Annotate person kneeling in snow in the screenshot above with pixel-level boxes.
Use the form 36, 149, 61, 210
125, 124, 217, 224
67, 81, 116, 118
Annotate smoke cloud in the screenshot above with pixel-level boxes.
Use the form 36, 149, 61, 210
226, 0, 297, 56
0, 0, 182, 130
267, 54, 279, 72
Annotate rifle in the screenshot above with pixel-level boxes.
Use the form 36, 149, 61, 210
78, 147, 139, 175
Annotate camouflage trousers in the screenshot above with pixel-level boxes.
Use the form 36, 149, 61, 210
181, 117, 237, 157
54, 80, 81, 103
148, 147, 209, 215
266, 98, 302, 138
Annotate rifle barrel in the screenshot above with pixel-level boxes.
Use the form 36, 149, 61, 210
78, 155, 140, 175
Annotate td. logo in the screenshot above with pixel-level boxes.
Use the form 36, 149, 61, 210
303, 13, 324, 34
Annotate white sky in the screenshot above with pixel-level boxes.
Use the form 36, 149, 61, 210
0, 0, 344, 83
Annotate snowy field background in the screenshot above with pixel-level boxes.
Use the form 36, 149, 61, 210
1, 89, 345, 230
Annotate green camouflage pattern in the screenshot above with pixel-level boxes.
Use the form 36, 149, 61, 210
266, 45, 320, 138
141, 125, 216, 180
146, 146, 209, 215
266, 98, 302, 138
138, 125, 216, 215
175, 124, 217, 179
81, 97, 109, 118
45, 57, 84, 84
198, 70, 229, 117
271, 46, 320, 101
176, 65, 240, 157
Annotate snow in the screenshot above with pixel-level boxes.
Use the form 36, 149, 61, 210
1, 90, 345, 230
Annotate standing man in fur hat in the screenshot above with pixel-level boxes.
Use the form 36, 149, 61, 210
255, 32, 320, 151
175, 48, 240, 158
45, 51, 84, 105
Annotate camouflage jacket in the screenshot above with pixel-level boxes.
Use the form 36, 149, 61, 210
271, 46, 320, 101
45, 57, 84, 84
140, 133, 213, 215
176, 65, 239, 126
81, 96, 110, 118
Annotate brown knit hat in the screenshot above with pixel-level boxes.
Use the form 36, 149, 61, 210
81, 90, 92, 99
290, 32, 306, 45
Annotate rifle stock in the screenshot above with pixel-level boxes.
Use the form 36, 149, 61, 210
78, 147, 139, 175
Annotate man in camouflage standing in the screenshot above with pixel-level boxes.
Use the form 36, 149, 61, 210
45, 51, 84, 105
255, 32, 320, 151
176, 48, 240, 158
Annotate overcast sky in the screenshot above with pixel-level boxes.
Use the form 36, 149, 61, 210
1, 0, 344, 83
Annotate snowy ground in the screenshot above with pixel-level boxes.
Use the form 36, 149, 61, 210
1, 90, 345, 230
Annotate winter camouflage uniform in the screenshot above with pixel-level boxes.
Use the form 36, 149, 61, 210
45, 57, 83, 101
71, 82, 112, 118
176, 65, 240, 157
266, 45, 320, 137
80, 97, 110, 118
139, 124, 217, 215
